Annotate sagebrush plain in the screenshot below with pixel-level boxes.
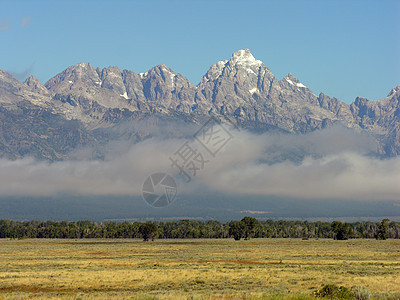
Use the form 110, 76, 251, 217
0, 238, 399, 299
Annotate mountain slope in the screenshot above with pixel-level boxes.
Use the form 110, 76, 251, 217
0, 49, 399, 159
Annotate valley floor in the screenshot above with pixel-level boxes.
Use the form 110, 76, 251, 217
0, 238, 399, 299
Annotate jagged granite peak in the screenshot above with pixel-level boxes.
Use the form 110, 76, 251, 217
230, 49, 263, 67
347, 89, 400, 155
282, 73, 307, 88
100, 66, 126, 96
197, 49, 274, 108
275, 73, 323, 107
225, 49, 271, 82
195, 49, 340, 132
198, 59, 228, 84
317, 92, 354, 126
388, 85, 400, 97
43, 63, 150, 124
24, 75, 41, 86
351, 89, 400, 126
0, 70, 52, 106
318, 92, 344, 113
0, 69, 21, 92
199, 49, 273, 85
0, 69, 18, 82
24, 75, 49, 95
0, 71, 52, 108
123, 69, 146, 101
45, 62, 100, 91
139, 64, 203, 113
0, 69, 26, 104
1, 51, 400, 159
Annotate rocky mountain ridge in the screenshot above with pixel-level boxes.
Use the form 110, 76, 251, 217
0, 49, 399, 159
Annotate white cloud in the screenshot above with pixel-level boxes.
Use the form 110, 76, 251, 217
0, 125, 398, 202
178, 128, 400, 201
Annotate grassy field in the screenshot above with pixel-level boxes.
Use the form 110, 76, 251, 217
0, 238, 399, 299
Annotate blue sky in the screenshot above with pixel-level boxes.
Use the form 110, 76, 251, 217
1, 0, 399, 103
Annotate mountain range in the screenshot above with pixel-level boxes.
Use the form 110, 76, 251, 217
1, 49, 399, 160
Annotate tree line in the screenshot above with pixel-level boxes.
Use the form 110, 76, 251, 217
0, 218, 398, 241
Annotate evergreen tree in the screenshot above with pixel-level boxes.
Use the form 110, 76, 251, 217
229, 221, 244, 241
241, 216, 259, 240
139, 222, 158, 241
376, 218, 389, 240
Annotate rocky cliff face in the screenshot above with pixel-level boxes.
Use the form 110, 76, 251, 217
0, 49, 399, 159
195, 49, 339, 133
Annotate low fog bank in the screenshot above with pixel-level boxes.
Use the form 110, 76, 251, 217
0, 123, 399, 205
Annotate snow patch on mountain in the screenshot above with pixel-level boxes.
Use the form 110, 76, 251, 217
297, 82, 306, 88
120, 92, 129, 99
286, 78, 306, 88
170, 73, 176, 87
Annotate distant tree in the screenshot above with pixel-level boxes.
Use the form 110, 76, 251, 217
228, 217, 259, 241
241, 217, 259, 240
139, 222, 158, 241
331, 221, 351, 240
376, 218, 389, 240
229, 221, 245, 241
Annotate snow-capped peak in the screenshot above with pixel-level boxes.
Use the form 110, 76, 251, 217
230, 49, 263, 67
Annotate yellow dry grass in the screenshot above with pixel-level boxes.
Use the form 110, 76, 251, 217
0, 238, 399, 299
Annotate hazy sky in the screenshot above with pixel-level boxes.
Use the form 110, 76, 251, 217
1, 0, 399, 103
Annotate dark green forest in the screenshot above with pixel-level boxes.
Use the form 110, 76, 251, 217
0, 218, 398, 240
